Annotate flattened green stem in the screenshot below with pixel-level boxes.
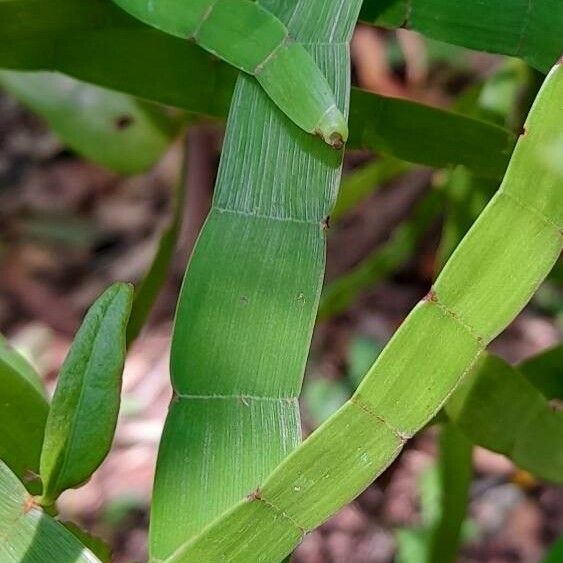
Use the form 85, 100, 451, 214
111, 0, 348, 146
165, 62, 563, 563
149, 1, 361, 559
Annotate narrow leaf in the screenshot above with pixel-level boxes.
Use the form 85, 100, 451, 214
40, 283, 133, 506
348, 89, 514, 178
0, 70, 182, 174
126, 142, 188, 346
0, 335, 48, 489
446, 352, 563, 483
359, 0, 563, 73
426, 423, 472, 563
0, 461, 99, 562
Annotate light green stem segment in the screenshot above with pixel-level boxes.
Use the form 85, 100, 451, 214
0, 461, 100, 562
149, 1, 362, 560
446, 351, 563, 483
112, 0, 347, 146
360, 0, 563, 73
166, 62, 563, 563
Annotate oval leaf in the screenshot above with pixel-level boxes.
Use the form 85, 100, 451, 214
39, 283, 133, 506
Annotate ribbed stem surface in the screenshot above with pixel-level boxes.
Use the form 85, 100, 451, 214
149, 1, 363, 559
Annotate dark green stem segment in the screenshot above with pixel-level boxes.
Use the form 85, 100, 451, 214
112, 0, 348, 146
165, 62, 563, 563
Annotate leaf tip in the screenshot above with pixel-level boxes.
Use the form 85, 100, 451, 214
315, 106, 348, 149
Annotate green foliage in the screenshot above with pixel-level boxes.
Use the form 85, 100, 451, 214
519, 344, 563, 401
360, 0, 562, 73
149, 1, 362, 558
0, 336, 48, 489
161, 61, 563, 563
0, 461, 99, 562
446, 352, 563, 483
0, 70, 183, 173
348, 90, 514, 178
112, 0, 348, 146
40, 283, 133, 506
0, 0, 516, 176
1, 1, 562, 560
544, 537, 563, 563
425, 424, 473, 563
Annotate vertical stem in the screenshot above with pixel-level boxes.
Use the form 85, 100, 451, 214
149, 1, 363, 559
426, 423, 472, 563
